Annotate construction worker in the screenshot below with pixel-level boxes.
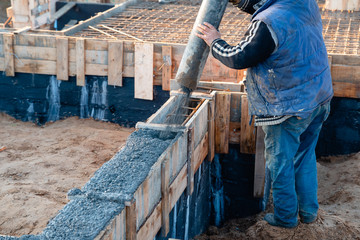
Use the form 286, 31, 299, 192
196, 0, 333, 228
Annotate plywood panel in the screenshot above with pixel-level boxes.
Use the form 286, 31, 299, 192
135, 42, 154, 100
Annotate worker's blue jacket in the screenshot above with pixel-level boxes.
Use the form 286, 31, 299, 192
246, 0, 333, 118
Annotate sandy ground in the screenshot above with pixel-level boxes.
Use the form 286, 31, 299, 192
195, 152, 360, 240
0, 113, 133, 237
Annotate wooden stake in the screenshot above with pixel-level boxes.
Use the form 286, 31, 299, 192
56, 37, 68, 81
161, 158, 170, 237
134, 42, 154, 100
240, 95, 256, 154
76, 38, 85, 86
108, 41, 124, 86
215, 92, 231, 154
126, 200, 137, 240
187, 128, 194, 196
162, 45, 172, 91
4, 33, 15, 77
207, 92, 216, 162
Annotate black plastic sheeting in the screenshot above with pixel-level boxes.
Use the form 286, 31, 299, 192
55, 2, 114, 31
0, 73, 169, 127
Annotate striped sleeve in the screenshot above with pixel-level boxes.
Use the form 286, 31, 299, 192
210, 20, 276, 69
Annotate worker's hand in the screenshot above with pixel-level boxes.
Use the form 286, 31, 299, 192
195, 22, 221, 46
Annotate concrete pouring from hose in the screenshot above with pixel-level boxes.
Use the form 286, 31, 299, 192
175, 0, 229, 92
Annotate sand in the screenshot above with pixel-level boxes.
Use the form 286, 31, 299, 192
195, 152, 360, 240
0, 113, 133, 237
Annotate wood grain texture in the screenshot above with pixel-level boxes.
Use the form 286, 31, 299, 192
56, 37, 68, 80
108, 40, 123, 86
215, 92, 231, 154
4, 33, 15, 77
254, 126, 266, 198
76, 38, 85, 86
162, 45, 172, 91
240, 95, 256, 154
135, 42, 154, 100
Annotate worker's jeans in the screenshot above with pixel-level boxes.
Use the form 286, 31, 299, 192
262, 102, 330, 225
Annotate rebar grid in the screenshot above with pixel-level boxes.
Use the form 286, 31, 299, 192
74, 0, 360, 55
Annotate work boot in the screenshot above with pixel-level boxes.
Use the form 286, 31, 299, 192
300, 214, 317, 224
264, 213, 298, 228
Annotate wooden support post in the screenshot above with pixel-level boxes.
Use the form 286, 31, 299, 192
229, 92, 242, 144
207, 92, 216, 162
240, 95, 256, 154
187, 128, 194, 196
4, 33, 15, 77
215, 92, 231, 154
56, 37, 69, 81
126, 200, 137, 240
76, 38, 85, 86
135, 42, 154, 100
161, 159, 170, 237
254, 126, 266, 198
162, 45, 172, 91
108, 41, 124, 87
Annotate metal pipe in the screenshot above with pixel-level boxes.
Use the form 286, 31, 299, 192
175, 0, 229, 90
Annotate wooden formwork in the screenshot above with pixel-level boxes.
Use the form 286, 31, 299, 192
92, 92, 212, 240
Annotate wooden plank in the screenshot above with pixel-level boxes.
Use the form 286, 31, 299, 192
76, 38, 85, 86
12, 0, 29, 16
198, 81, 242, 92
169, 163, 187, 209
254, 126, 266, 198
0, 57, 4, 71
331, 54, 360, 66
146, 95, 178, 124
30, 2, 49, 15
161, 159, 170, 237
215, 92, 231, 154
69, 49, 108, 65
136, 203, 162, 240
14, 45, 56, 60
162, 45, 172, 91
193, 132, 209, 173
240, 95, 256, 154
56, 37, 69, 80
14, 34, 56, 47
229, 92, 243, 144
4, 33, 15, 77
108, 41, 123, 86
333, 81, 360, 98
63, 0, 138, 36
331, 64, 360, 82
134, 42, 153, 100
13, 26, 31, 34
6, 7, 13, 18
187, 128, 194, 196
126, 200, 137, 240
207, 92, 215, 162
15, 59, 56, 74
34, 12, 51, 28
49, 2, 76, 23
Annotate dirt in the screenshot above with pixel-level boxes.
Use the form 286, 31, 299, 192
195, 152, 360, 240
0, 113, 133, 237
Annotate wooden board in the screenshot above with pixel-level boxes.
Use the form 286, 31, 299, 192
134, 42, 154, 100
215, 92, 231, 154
76, 38, 85, 86
136, 202, 162, 240
240, 95, 256, 154
56, 37, 69, 80
207, 92, 216, 162
15, 59, 56, 74
108, 40, 123, 86
4, 33, 15, 77
229, 92, 243, 144
161, 159, 170, 237
193, 132, 209, 173
187, 128, 194, 196
161, 45, 172, 91
254, 126, 266, 198
126, 200, 137, 240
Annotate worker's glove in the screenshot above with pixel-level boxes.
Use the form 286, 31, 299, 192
228, 0, 241, 5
